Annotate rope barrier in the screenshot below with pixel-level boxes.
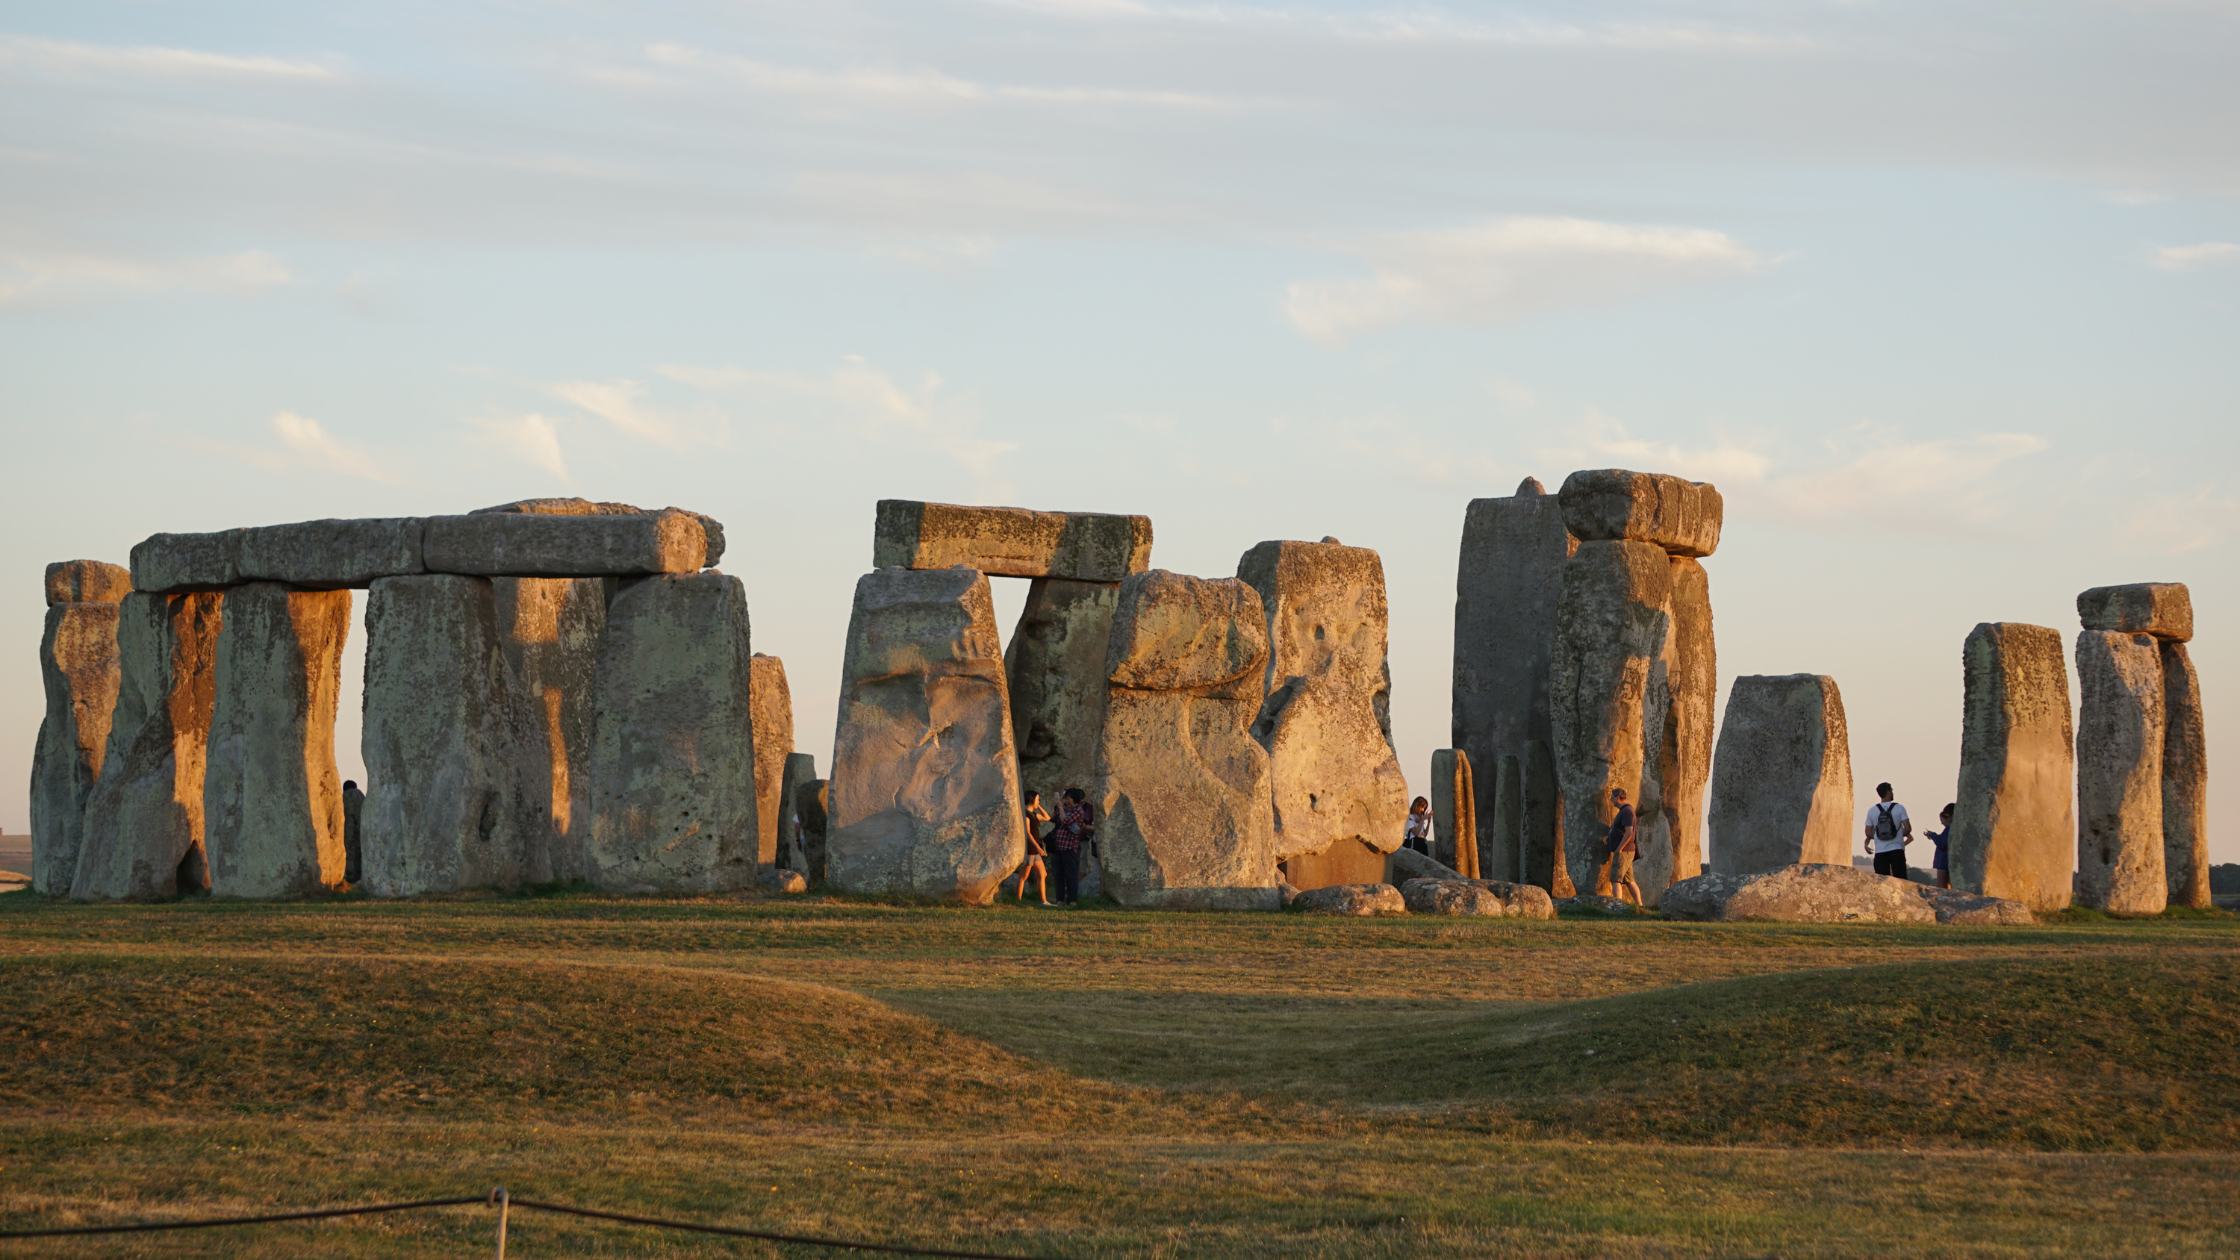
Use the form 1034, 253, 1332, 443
0, 1194, 487, 1238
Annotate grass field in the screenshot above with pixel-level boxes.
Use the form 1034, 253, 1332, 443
2, 888, 2237, 1258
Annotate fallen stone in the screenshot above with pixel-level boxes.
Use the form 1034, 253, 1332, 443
1451, 477, 1575, 889
1556, 469, 1723, 558
1952, 623, 2075, 912
585, 572, 760, 894
873, 500, 1152, 581
1389, 844, 1463, 883
130, 529, 245, 594
70, 592, 223, 899
238, 518, 426, 588
44, 560, 132, 607
1005, 577, 1120, 815
1554, 893, 1637, 916
359, 575, 545, 896
1291, 882, 1404, 915
492, 577, 607, 884
2161, 640, 2209, 909
1277, 878, 1302, 908
475, 497, 727, 567
30, 601, 121, 894
1659, 555, 1715, 889
202, 584, 352, 897
759, 866, 808, 894
2074, 630, 2166, 914
2077, 582, 2192, 643
1097, 570, 1279, 910
1400, 877, 1554, 918
1431, 749, 1478, 878
1707, 674, 1854, 875
827, 568, 1023, 904
1549, 540, 1674, 893
423, 510, 709, 578
1660, 864, 1934, 924
1920, 887, 2034, 926
749, 654, 794, 866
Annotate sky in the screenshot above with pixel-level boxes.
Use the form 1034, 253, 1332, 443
3, 0, 2233, 864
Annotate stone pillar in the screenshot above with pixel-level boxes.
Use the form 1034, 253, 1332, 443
73, 591, 224, 899
2162, 640, 2209, 909
31, 563, 129, 894
1239, 538, 1409, 889
1549, 540, 1674, 894
778, 752, 824, 879
1661, 556, 1715, 887
586, 572, 759, 895
1522, 740, 1568, 894
1489, 753, 1524, 883
1707, 674, 1854, 875
2075, 630, 2166, 913
1451, 478, 1575, 888
750, 653, 794, 866
203, 583, 352, 897
1430, 749, 1478, 878
1951, 622, 2074, 912
1005, 576, 1121, 813
1096, 569, 1278, 909
827, 567, 1022, 904
360, 575, 545, 896
492, 576, 606, 885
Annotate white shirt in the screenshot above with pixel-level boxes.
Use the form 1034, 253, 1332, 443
1867, 801, 1910, 853
1405, 811, 1433, 840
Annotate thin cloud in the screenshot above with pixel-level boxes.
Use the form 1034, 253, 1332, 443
636, 42, 1239, 111
2118, 488, 2240, 555
0, 35, 337, 80
0, 250, 289, 313
549, 378, 724, 452
2151, 242, 2240, 271
1285, 217, 1764, 346
177, 412, 399, 482
468, 413, 571, 482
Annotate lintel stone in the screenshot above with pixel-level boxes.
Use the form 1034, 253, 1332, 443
874, 500, 1152, 581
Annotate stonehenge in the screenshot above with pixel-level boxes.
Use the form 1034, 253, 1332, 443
1707, 675, 1855, 874
1951, 622, 2075, 912
2163, 641, 2209, 909
1549, 539, 1674, 894
31, 566, 127, 893
750, 654, 795, 866
1430, 749, 1478, 878
2074, 628, 2169, 913
491, 575, 607, 883
1487, 753, 1522, 884
779, 753, 827, 881
874, 500, 1152, 581
1005, 577, 1121, 815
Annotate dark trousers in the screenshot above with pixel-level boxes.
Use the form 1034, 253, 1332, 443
1873, 849, 1908, 880
1053, 848, 1081, 904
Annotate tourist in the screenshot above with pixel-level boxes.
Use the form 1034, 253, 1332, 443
1862, 782, 1914, 880
1404, 797, 1433, 855
1017, 790, 1053, 906
1926, 802, 1955, 888
1052, 788, 1095, 907
1604, 787, 1641, 906
341, 779, 365, 885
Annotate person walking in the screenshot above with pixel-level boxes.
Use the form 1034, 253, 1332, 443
1925, 802, 1954, 889
1016, 790, 1053, 905
1403, 797, 1433, 855
1051, 788, 1095, 907
1862, 782, 1914, 880
1604, 787, 1642, 906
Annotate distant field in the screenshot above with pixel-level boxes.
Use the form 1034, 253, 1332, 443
2, 889, 2236, 1258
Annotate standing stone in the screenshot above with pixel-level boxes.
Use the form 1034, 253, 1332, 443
360, 575, 545, 896
493, 577, 607, 884
2162, 640, 2209, 909
2077, 583, 2192, 642
827, 568, 1023, 904
1005, 577, 1121, 812
31, 600, 123, 894
72, 592, 225, 899
874, 501, 1152, 581
794, 777, 830, 884
1659, 556, 1715, 888
1556, 469, 1724, 557
1951, 623, 2075, 913
203, 584, 352, 897
1489, 753, 1524, 884
777, 752, 822, 878
341, 782, 365, 884
1451, 478, 1576, 891
750, 654, 794, 866
1522, 739, 1568, 894
585, 573, 759, 895
1097, 570, 1279, 909
1430, 749, 1478, 878
1548, 540, 1674, 893
2075, 630, 2166, 914
1239, 539, 1409, 888
44, 560, 133, 607
1707, 675, 1855, 875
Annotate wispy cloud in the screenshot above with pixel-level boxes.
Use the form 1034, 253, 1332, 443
634, 42, 1239, 111
549, 378, 725, 452
1285, 217, 1764, 346
2151, 241, 2240, 271
179, 412, 399, 482
0, 35, 337, 80
2118, 488, 2240, 554
0, 250, 289, 313
468, 413, 571, 482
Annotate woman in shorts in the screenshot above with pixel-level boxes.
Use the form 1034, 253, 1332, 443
1016, 790, 1053, 905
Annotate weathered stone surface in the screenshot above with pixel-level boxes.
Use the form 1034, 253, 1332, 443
1549, 540, 1674, 892
873, 501, 1152, 582
1291, 882, 1404, 916
1659, 556, 1715, 890
778, 754, 823, 878
474, 497, 726, 567
1278, 839, 1387, 890
1554, 893, 1636, 916
493, 577, 606, 884
2075, 630, 2167, 914
1430, 749, 1478, 878
31, 602, 121, 893
828, 568, 1023, 904
1557, 469, 1723, 558
759, 867, 808, 894
584, 572, 758, 894
1488, 753, 1524, 883
1005, 577, 1120, 813
1952, 623, 2075, 912
795, 777, 830, 883
1097, 570, 1279, 910
750, 654, 794, 866
130, 530, 244, 593
423, 510, 708, 578
1239, 539, 1408, 875
238, 518, 426, 588
1400, 876, 1554, 918
45, 560, 132, 607
360, 575, 545, 896
71, 592, 224, 900
342, 782, 364, 884
1390, 845, 1463, 883
1661, 864, 1934, 924
1922, 888, 2034, 926
1522, 739, 1567, 894
1708, 675, 1854, 875
2078, 582, 2191, 643
202, 584, 351, 897
1451, 477, 1575, 888
2161, 640, 2209, 910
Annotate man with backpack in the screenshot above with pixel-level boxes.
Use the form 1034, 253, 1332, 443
1862, 782, 1913, 880
1603, 787, 1642, 907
